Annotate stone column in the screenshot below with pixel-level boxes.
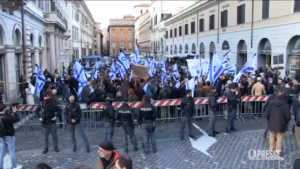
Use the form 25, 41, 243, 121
49, 33, 56, 73
4, 46, 17, 101
55, 33, 60, 73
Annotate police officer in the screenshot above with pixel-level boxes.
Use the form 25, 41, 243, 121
137, 95, 157, 154
103, 94, 115, 141
64, 94, 90, 153
38, 97, 60, 154
180, 89, 196, 140
208, 87, 220, 137
115, 98, 138, 153
224, 83, 239, 133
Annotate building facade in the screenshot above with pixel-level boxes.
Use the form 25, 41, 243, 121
102, 29, 108, 55
93, 22, 101, 55
150, 0, 197, 60
108, 15, 135, 56
139, 13, 150, 56
67, 0, 94, 64
134, 4, 150, 47
0, 0, 69, 102
165, 0, 300, 77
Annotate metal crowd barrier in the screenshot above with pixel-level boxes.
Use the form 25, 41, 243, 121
15, 95, 270, 130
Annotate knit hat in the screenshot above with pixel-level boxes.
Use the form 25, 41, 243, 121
99, 141, 114, 151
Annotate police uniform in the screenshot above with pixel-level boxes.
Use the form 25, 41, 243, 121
64, 100, 90, 153
180, 89, 196, 140
103, 94, 115, 141
137, 99, 157, 154
115, 98, 138, 153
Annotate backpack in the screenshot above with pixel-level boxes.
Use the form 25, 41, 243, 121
145, 86, 153, 98
0, 116, 7, 137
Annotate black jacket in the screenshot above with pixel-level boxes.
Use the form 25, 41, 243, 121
266, 99, 291, 132
208, 92, 218, 111
224, 89, 239, 108
180, 96, 195, 116
41, 103, 60, 126
115, 103, 135, 127
169, 86, 179, 99
103, 100, 115, 121
137, 102, 157, 122
0, 113, 20, 137
64, 102, 82, 124
93, 89, 107, 102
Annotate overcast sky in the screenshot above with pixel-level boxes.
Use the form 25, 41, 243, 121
85, 1, 148, 29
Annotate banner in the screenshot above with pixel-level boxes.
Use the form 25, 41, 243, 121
131, 64, 148, 80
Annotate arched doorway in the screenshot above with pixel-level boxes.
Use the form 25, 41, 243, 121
200, 43, 205, 58
257, 38, 272, 70
174, 45, 177, 54
209, 42, 215, 61
287, 35, 300, 78
237, 40, 247, 72
191, 43, 196, 54
222, 41, 230, 50
185, 44, 188, 53
179, 45, 182, 54
170, 45, 173, 55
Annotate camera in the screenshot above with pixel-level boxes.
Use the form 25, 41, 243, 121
7, 103, 19, 114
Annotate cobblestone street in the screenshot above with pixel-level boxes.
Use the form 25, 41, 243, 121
10, 117, 299, 169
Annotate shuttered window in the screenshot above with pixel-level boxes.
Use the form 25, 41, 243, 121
237, 4, 246, 24
170, 29, 173, 38
199, 19, 204, 32
179, 26, 182, 36
185, 24, 188, 35
191, 21, 196, 34
295, 0, 300, 12
174, 28, 177, 37
262, 0, 270, 19
209, 15, 215, 30
166, 31, 168, 39
221, 10, 228, 27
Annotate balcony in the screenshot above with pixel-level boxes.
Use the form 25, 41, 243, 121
44, 7, 67, 31
0, 0, 23, 12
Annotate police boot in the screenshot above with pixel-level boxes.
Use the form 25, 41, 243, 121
42, 148, 48, 154
125, 148, 129, 154
153, 148, 157, 154
54, 146, 59, 152
73, 146, 77, 152
86, 146, 90, 153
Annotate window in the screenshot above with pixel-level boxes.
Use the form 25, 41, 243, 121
112, 29, 115, 35
75, 12, 79, 22
174, 28, 177, 37
262, 0, 270, 19
30, 34, 34, 46
38, 1, 43, 9
221, 10, 228, 27
170, 29, 172, 38
154, 15, 157, 25
179, 26, 182, 36
129, 29, 132, 34
199, 19, 204, 32
112, 42, 116, 48
140, 10, 143, 14
209, 15, 215, 30
120, 29, 124, 35
166, 31, 168, 39
237, 4, 246, 24
185, 24, 188, 35
295, 0, 300, 12
191, 21, 195, 34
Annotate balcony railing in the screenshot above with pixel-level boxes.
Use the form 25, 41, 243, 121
44, 6, 67, 30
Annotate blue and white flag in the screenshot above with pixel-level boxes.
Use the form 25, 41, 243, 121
161, 62, 167, 84
92, 61, 99, 80
186, 78, 195, 97
145, 58, 154, 77
133, 48, 142, 65
187, 59, 200, 77
223, 64, 236, 77
60, 73, 64, 81
109, 62, 117, 80
143, 83, 149, 93
221, 49, 231, 65
194, 54, 199, 59
73, 60, 87, 100
172, 63, 179, 81
233, 53, 257, 83
200, 58, 210, 76
117, 51, 129, 79
33, 64, 46, 98
129, 69, 133, 80
209, 51, 224, 86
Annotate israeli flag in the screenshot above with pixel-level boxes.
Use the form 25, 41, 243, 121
133, 48, 142, 65
28, 81, 35, 95
223, 64, 236, 77
233, 53, 257, 83
33, 64, 46, 98
129, 69, 133, 80
109, 62, 117, 80
200, 59, 210, 75
172, 63, 179, 81
74, 60, 87, 100
209, 51, 224, 86
220, 49, 231, 65
143, 83, 149, 93
92, 61, 99, 80
145, 58, 153, 77
186, 78, 195, 97
161, 62, 167, 84
117, 51, 129, 79
187, 59, 200, 77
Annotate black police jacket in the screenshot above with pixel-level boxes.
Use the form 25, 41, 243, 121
103, 100, 115, 121
64, 102, 82, 124
115, 103, 135, 127
180, 96, 195, 116
137, 102, 157, 123
224, 90, 239, 108
41, 103, 60, 125
208, 92, 218, 110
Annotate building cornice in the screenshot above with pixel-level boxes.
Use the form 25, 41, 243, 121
165, 0, 217, 26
